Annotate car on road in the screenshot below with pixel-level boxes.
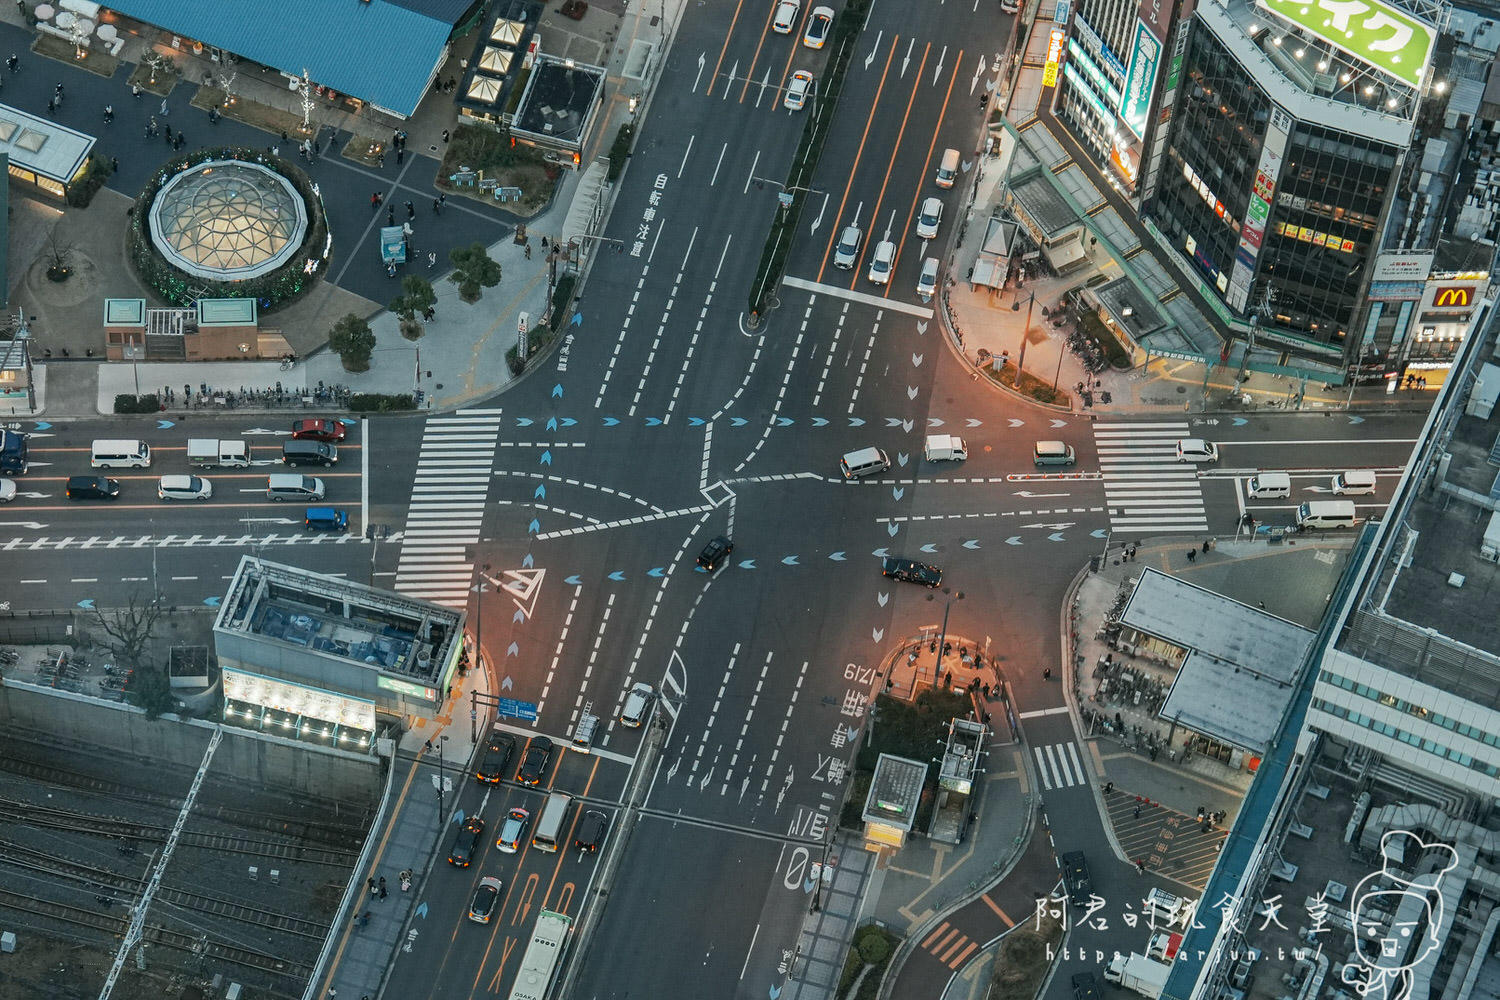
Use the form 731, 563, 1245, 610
575, 809, 609, 852
468, 875, 503, 923
517, 736, 554, 786
916, 197, 943, 239
620, 682, 655, 727
867, 240, 895, 285
784, 70, 813, 110
833, 224, 862, 269
697, 535, 735, 571
772, 0, 800, 33
496, 806, 531, 853
476, 732, 517, 783
1061, 850, 1091, 907
0, 478, 14, 503
448, 815, 485, 867
291, 418, 346, 442
1072, 971, 1101, 1000
303, 507, 349, 532
66, 476, 120, 501
916, 257, 939, 300
802, 5, 833, 47
882, 557, 942, 588
1175, 438, 1219, 463
157, 474, 213, 502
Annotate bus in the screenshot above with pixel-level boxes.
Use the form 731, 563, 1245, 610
507, 908, 573, 1000
531, 792, 572, 852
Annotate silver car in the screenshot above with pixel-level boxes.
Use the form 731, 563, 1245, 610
867, 240, 895, 285
833, 225, 862, 269
916, 197, 943, 239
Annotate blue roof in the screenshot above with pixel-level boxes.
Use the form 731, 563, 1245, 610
106, 0, 456, 117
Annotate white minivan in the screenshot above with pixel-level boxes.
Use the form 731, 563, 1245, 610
91, 439, 152, 469
1297, 500, 1359, 529
1332, 470, 1377, 495
841, 447, 890, 478
1246, 472, 1290, 499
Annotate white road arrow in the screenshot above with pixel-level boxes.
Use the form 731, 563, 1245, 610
865, 31, 882, 70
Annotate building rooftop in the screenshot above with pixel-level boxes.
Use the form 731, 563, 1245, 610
862, 753, 927, 831
0, 103, 93, 183
512, 55, 604, 148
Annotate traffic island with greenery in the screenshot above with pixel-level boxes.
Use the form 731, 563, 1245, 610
436, 123, 560, 214
390, 275, 438, 339
990, 910, 1065, 1000
747, 0, 871, 319
977, 351, 1073, 408
839, 687, 973, 832
839, 923, 901, 1000
1077, 310, 1133, 369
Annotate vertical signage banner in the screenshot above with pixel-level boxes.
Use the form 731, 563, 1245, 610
1119, 21, 1162, 139
1227, 107, 1290, 311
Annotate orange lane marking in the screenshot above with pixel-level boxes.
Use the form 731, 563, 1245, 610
862, 42, 931, 298
816, 35, 900, 282
981, 893, 1014, 926
737, 6, 780, 103
706, 0, 750, 98
947, 940, 979, 969
921, 921, 952, 949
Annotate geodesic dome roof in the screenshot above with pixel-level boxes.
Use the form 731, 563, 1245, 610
148, 159, 308, 281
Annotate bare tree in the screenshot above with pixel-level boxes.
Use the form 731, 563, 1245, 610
44, 233, 76, 282
94, 595, 175, 718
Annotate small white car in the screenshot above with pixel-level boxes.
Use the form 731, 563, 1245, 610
772, 0, 800, 33
802, 5, 833, 48
916, 197, 943, 239
916, 257, 939, 300
784, 70, 813, 110
157, 474, 213, 501
620, 682, 655, 727
1176, 439, 1219, 463
833, 224, 862, 269
867, 240, 895, 285
0, 478, 14, 503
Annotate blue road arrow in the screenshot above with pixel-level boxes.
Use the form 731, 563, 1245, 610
962, 539, 980, 549
776, 417, 793, 427
416, 901, 429, 919
522, 553, 534, 568
828, 551, 846, 561
561, 417, 577, 428
534, 485, 546, 498
507, 642, 520, 657
887, 524, 899, 537
203, 596, 221, 607
517, 417, 533, 427
33, 420, 51, 431
872, 547, 890, 557
920, 543, 938, 554
646, 417, 662, 427
647, 567, 665, 577
547, 417, 558, 432
803, 878, 815, 893
812, 417, 828, 427
157, 419, 175, 430
884, 417, 903, 427
552, 384, 564, 398
528, 518, 541, 533
1006, 536, 1023, 546
513, 609, 526, 623
502, 676, 514, 690
540, 450, 553, 466
849, 417, 865, 427
565, 575, 581, 585
609, 571, 625, 581
1349, 415, 1365, 424
1233, 416, 1248, 426
571, 311, 584, 327
891, 487, 904, 501
1048, 532, 1067, 542
782, 555, 799, 566
603, 416, 620, 427
77, 598, 94, 610
731, 417, 748, 427
689, 417, 705, 426
738, 559, 756, 569
454, 809, 467, 825
1091, 529, 1108, 538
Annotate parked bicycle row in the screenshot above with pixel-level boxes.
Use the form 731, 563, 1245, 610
160, 382, 355, 409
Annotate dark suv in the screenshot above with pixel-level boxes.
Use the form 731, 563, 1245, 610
517, 736, 553, 786
476, 732, 517, 783
1061, 851, 1091, 907
448, 814, 485, 867
697, 536, 734, 572
281, 439, 338, 468
66, 475, 121, 501
881, 557, 942, 588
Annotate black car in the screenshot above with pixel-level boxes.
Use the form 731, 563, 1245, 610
881, 557, 943, 588
66, 475, 121, 501
448, 815, 485, 867
476, 732, 517, 783
574, 809, 609, 852
1061, 850, 1091, 907
1071, 972, 1101, 1000
517, 736, 553, 786
697, 535, 734, 572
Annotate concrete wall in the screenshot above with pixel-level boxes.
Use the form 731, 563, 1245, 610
0, 679, 383, 805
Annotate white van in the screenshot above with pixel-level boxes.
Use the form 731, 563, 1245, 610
935, 148, 960, 189
91, 439, 151, 469
1297, 500, 1358, 529
1246, 472, 1290, 499
1145, 887, 1187, 926
531, 792, 572, 852
1033, 440, 1076, 466
571, 712, 598, 753
1332, 470, 1377, 495
841, 447, 890, 479
265, 474, 325, 501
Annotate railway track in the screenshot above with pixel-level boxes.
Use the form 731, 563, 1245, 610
0, 837, 329, 939
0, 886, 313, 981
0, 798, 359, 868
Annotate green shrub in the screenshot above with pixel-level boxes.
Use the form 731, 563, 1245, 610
113, 393, 162, 414
858, 930, 891, 964
328, 313, 376, 372
548, 275, 576, 332
347, 393, 415, 412
607, 123, 634, 181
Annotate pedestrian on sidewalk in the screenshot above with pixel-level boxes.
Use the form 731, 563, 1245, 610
110, 156, 118, 173
131, 82, 140, 98
441, 128, 449, 143
371, 191, 382, 210
395, 146, 404, 165
7, 54, 17, 74
54, 82, 62, 97
422, 307, 435, 321
45, 97, 53, 115
405, 201, 415, 220
1104, 781, 1114, 794
438, 193, 446, 210
367, 877, 376, 896
1133, 804, 1141, 818
378, 879, 387, 900
524, 243, 532, 260
1043, 667, 1051, 679
1135, 859, 1146, 874
1186, 549, 1196, 562
432, 197, 441, 214
387, 207, 395, 227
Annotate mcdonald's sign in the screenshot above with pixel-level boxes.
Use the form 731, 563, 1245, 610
1432, 286, 1473, 308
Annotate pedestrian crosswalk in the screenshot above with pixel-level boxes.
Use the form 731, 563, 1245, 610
393, 409, 503, 607
1093, 421, 1208, 533
1032, 741, 1087, 790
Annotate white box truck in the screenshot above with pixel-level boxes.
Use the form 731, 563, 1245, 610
1104, 954, 1171, 997
924, 434, 968, 462
187, 439, 251, 468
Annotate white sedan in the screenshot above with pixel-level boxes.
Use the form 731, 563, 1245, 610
157, 474, 213, 501
802, 5, 834, 48
772, 0, 800, 33
0, 478, 14, 503
784, 70, 813, 110
867, 240, 895, 285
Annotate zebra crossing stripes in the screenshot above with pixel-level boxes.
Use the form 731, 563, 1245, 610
393, 409, 503, 607
1093, 421, 1208, 533
1032, 742, 1087, 790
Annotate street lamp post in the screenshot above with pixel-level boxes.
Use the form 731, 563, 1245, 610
1012, 291, 1037, 386
435, 734, 450, 818
473, 563, 491, 679
1051, 327, 1067, 396
933, 599, 953, 690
